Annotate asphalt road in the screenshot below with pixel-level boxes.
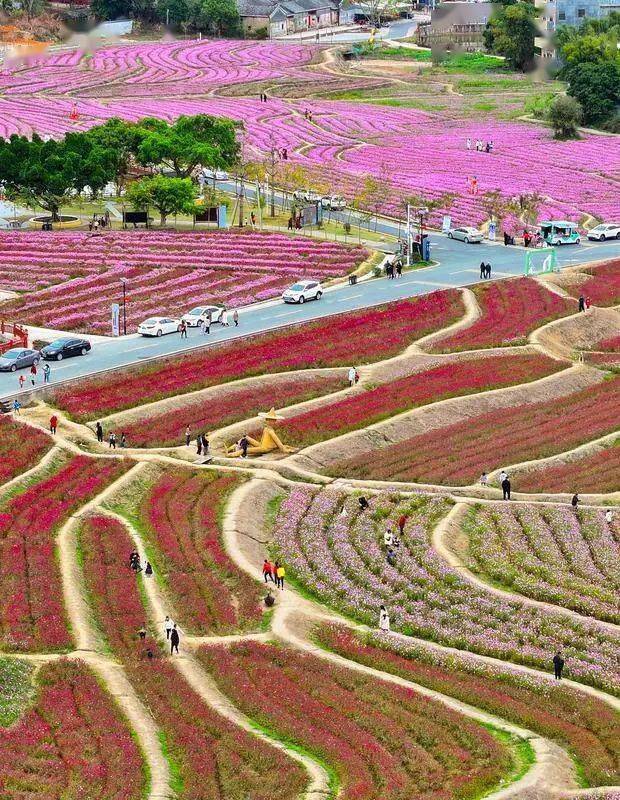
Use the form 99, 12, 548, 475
2, 214, 619, 401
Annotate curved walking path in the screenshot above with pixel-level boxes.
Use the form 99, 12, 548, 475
432, 502, 620, 634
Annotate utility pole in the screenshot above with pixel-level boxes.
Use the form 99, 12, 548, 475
269, 143, 279, 218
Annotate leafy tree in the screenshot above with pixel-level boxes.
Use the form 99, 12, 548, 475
84, 118, 143, 192
135, 114, 240, 178
566, 62, 620, 125
561, 33, 618, 66
547, 95, 583, 139
0, 133, 116, 221
484, 2, 536, 71
193, 0, 241, 35
125, 175, 196, 225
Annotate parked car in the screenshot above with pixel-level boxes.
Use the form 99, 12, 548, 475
587, 223, 620, 241
181, 305, 225, 327
447, 226, 484, 244
201, 168, 229, 182
41, 338, 91, 361
0, 347, 41, 372
321, 195, 346, 211
293, 189, 322, 203
137, 317, 182, 337
282, 280, 323, 304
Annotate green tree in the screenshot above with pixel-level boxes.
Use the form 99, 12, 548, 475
547, 95, 583, 139
125, 175, 197, 226
193, 0, 241, 35
85, 118, 143, 193
135, 114, 240, 178
561, 33, 618, 66
566, 62, 620, 125
0, 132, 116, 221
484, 2, 536, 71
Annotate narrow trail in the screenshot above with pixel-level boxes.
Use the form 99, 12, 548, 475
432, 503, 620, 634
103, 493, 332, 800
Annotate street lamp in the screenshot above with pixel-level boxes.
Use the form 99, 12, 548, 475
120, 277, 127, 335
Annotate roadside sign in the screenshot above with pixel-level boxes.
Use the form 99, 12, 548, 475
441, 215, 451, 233
111, 303, 120, 337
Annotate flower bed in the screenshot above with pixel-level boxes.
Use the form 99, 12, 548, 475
0, 657, 35, 725
109, 468, 263, 634
51, 290, 464, 421
78, 513, 308, 800
316, 624, 620, 788
0, 658, 145, 799
0, 230, 368, 335
267, 353, 562, 450
463, 504, 620, 623
516, 443, 620, 495
596, 334, 620, 352
332, 374, 620, 485
429, 278, 574, 353
197, 640, 513, 800
0, 415, 52, 486
272, 488, 620, 693
118, 371, 345, 448
566, 261, 620, 308
0, 453, 129, 651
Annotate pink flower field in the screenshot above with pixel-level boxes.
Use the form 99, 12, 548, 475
0, 229, 368, 334
0, 40, 617, 226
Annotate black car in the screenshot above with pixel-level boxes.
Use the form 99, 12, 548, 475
41, 337, 91, 361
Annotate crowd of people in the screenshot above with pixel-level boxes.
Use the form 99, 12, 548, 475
466, 138, 494, 153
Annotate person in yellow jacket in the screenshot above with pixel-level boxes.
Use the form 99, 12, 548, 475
275, 561, 286, 590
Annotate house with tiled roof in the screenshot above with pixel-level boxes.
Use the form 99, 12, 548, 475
237, 0, 340, 36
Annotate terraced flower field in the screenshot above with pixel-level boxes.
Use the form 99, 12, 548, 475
462, 504, 620, 623
516, 442, 620, 494
198, 640, 514, 800
0, 230, 368, 334
0, 414, 52, 484
51, 290, 464, 420
272, 488, 620, 692
0, 658, 146, 799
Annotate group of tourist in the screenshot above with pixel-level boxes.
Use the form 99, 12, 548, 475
262, 559, 286, 589
479, 261, 492, 279
466, 138, 494, 153
18, 362, 51, 390
128, 551, 181, 656
578, 294, 592, 312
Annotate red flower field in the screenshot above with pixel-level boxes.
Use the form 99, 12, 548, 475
0, 658, 145, 799
316, 624, 620, 788
119, 371, 345, 448
0, 454, 129, 651
51, 290, 464, 421
0, 415, 52, 485
430, 278, 574, 353
332, 374, 620, 485
567, 260, 620, 307
198, 640, 513, 800
79, 514, 308, 800
138, 469, 263, 633
270, 352, 562, 450
516, 444, 620, 494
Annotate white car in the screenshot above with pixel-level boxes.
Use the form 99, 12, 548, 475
293, 188, 322, 203
181, 305, 225, 327
282, 280, 323, 304
138, 317, 182, 337
201, 168, 229, 181
321, 195, 346, 211
447, 226, 484, 244
587, 223, 620, 241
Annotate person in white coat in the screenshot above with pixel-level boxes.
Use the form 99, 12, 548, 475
379, 605, 390, 632
221, 309, 229, 327
348, 366, 356, 387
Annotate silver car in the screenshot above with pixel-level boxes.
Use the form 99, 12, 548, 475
447, 226, 484, 244
587, 223, 620, 241
0, 347, 41, 372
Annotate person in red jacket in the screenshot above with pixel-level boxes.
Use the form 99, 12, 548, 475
49, 415, 58, 435
262, 559, 275, 584
398, 514, 408, 535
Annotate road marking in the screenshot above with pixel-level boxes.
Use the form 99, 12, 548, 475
337, 294, 362, 302
272, 310, 301, 318
449, 269, 477, 275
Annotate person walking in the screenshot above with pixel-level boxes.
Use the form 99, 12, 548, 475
202, 312, 211, 335
466, 137, 471, 150
553, 651, 564, 680
386, 547, 397, 566
480, 261, 486, 280
397, 514, 407, 536
13, 398, 20, 415
384, 527, 393, 547
239, 434, 249, 458
164, 616, 173, 640
42, 363, 51, 384
585, 296, 592, 312
18, 374, 25, 390
145, 561, 153, 578
179, 320, 187, 339
480, 472, 488, 486
108, 432, 117, 449
578, 294, 585, 312
96, 422, 104, 443
120, 433, 127, 448
395, 260, 402, 278
605, 509, 614, 524
275, 561, 285, 590
30, 363, 37, 386
379, 605, 390, 632
170, 624, 180, 655
499, 470, 508, 484
201, 433, 209, 455
501, 476, 511, 500
221, 309, 229, 327
233, 309, 239, 327
262, 559, 275, 583
185, 426, 191, 447
484, 263, 491, 279
49, 414, 58, 435
196, 436, 202, 456
571, 493, 579, 509
348, 366, 357, 387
